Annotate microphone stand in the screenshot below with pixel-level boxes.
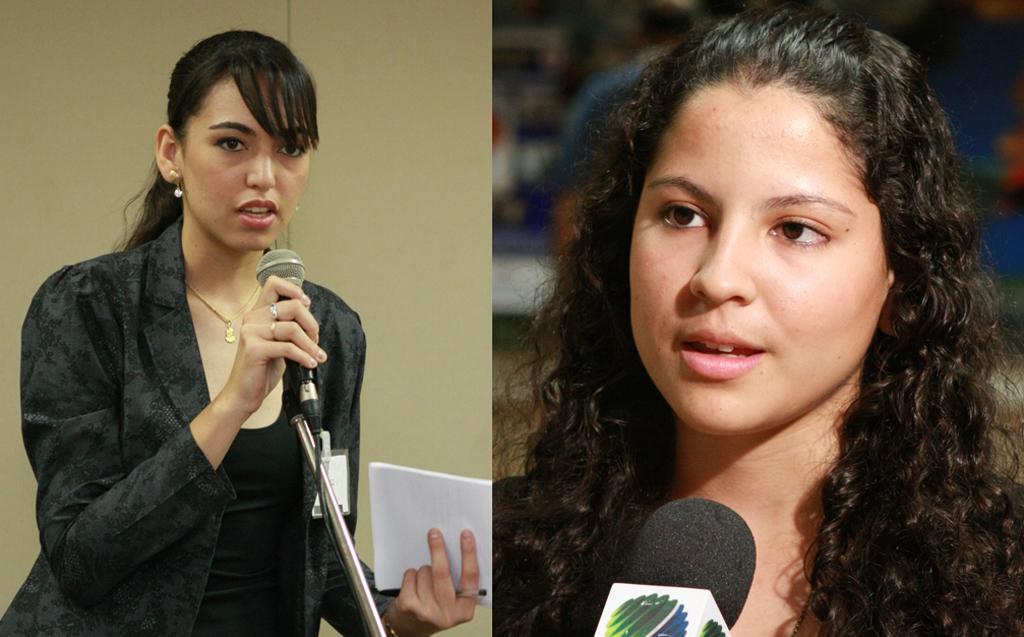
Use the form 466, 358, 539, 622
287, 373, 387, 637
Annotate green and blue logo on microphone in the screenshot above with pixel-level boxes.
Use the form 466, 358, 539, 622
596, 585, 731, 637
604, 593, 688, 636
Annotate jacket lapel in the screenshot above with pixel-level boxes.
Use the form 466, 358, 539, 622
140, 220, 210, 432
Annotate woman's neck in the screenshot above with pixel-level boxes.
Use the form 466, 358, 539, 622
669, 416, 837, 539
181, 224, 263, 302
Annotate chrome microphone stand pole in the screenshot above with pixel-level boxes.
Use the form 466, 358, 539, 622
290, 384, 387, 637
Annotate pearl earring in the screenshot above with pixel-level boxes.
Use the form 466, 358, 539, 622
169, 170, 183, 198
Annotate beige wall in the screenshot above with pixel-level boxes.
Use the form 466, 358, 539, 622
0, 2, 491, 635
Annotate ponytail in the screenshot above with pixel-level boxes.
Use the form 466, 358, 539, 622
119, 165, 183, 251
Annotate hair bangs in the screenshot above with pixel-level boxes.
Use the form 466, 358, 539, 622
233, 63, 318, 152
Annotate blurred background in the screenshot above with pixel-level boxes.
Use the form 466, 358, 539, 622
0, 2, 490, 636
493, 0, 1024, 476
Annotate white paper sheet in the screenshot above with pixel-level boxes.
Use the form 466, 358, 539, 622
368, 462, 492, 608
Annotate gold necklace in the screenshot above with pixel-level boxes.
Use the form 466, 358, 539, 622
186, 282, 261, 343
790, 597, 811, 637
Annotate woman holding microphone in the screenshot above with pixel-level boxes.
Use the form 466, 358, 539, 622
2, 30, 476, 636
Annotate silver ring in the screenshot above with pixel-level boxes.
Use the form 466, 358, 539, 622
269, 303, 279, 320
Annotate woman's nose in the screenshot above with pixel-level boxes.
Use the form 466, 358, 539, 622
688, 232, 757, 306
246, 154, 276, 190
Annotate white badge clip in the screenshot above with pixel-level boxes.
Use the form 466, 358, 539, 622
312, 430, 350, 518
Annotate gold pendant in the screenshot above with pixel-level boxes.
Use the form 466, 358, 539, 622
225, 322, 236, 344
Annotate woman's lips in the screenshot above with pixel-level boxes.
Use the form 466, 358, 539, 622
681, 341, 764, 380
238, 207, 276, 229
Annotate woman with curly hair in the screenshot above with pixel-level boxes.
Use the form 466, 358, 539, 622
494, 5, 1024, 636
1, 30, 477, 637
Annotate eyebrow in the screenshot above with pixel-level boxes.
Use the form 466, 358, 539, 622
208, 121, 256, 136
647, 175, 854, 216
765, 193, 853, 216
648, 175, 715, 203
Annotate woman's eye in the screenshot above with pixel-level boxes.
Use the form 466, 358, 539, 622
217, 137, 244, 152
774, 221, 827, 246
662, 205, 706, 229
280, 145, 306, 158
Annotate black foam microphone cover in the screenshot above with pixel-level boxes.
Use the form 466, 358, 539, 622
620, 498, 756, 628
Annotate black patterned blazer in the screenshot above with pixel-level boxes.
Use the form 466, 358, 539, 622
1, 220, 389, 636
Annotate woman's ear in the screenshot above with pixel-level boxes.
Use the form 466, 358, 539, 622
155, 124, 181, 181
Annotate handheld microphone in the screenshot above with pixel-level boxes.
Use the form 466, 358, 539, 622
256, 249, 321, 432
595, 498, 756, 636
256, 249, 305, 287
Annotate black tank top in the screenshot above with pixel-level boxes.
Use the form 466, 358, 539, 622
192, 411, 302, 636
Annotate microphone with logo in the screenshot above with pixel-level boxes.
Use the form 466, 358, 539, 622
594, 499, 756, 637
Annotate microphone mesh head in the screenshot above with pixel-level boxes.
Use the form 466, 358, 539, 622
257, 249, 305, 287
621, 498, 756, 628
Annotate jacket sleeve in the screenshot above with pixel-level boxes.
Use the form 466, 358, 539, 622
20, 265, 234, 607
322, 558, 394, 633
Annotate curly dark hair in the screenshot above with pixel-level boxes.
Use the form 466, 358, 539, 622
494, 5, 1024, 635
